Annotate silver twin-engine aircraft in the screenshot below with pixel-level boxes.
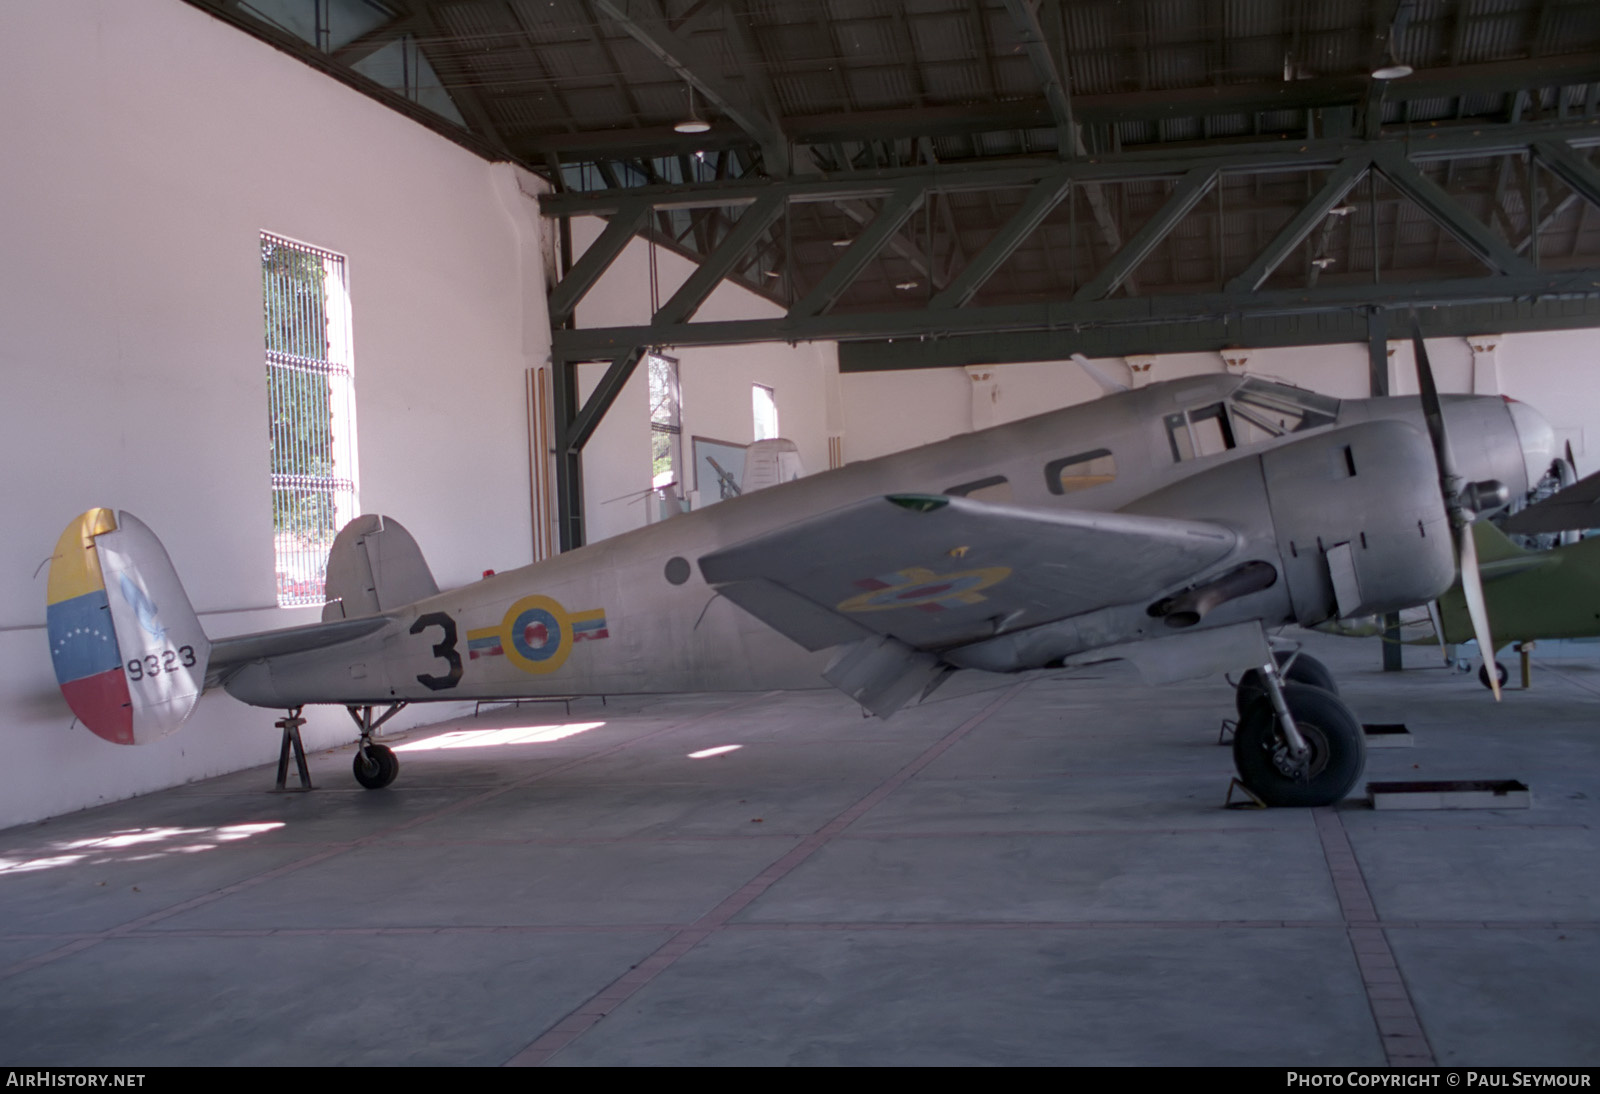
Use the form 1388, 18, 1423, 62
45, 332, 1555, 807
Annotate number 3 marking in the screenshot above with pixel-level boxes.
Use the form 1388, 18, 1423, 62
410, 612, 463, 691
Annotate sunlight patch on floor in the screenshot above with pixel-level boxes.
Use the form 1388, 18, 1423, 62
393, 722, 606, 751
0, 822, 285, 877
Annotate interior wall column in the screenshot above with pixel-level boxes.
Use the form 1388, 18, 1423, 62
1469, 334, 1503, 395
965, 365, 999, 431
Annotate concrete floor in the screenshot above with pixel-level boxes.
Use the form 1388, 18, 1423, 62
2, 631, 1597, 1066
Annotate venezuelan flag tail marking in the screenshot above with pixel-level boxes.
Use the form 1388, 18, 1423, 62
45, 510, 211, 745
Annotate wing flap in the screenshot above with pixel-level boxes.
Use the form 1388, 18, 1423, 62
698, 494, 1239, 651
715, 579, 875, 651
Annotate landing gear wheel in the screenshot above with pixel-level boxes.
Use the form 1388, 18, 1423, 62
353, 744, 399, 789
1235, 651, 1339, 717
1478, 661, 1508, 690
1233, 683, 1366, 807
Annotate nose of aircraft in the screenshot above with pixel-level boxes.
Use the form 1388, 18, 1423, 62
1505, 396, 1557, 490
1436, 394, 1556, 504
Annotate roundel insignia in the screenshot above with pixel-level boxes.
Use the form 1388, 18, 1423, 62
837, 565, 1012, 613
467, 595, 609, 675
508, 601, 563, 666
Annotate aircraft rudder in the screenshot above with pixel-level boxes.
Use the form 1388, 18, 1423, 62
45, 510, 211, 745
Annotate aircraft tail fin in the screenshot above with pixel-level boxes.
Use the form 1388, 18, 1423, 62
740, 438, 805, 494
1472, 520, 1529, 565
46, 509, 211, 744
321, 514, 438, 620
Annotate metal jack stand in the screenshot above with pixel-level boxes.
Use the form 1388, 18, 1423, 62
274, 706, 314, 792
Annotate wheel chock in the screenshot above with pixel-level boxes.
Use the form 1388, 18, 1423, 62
1225, 777, 1268, 809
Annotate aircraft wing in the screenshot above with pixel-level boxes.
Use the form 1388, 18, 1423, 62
697, 494, 1238, 652
1499, 468, 1600, 535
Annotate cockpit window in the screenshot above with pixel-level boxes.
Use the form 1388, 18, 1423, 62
1166, 403, 1235, 462
1229, 378, 1340, 445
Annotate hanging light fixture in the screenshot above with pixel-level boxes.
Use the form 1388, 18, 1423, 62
1372, 0, 1415, 80
674, 84, 710, 134
1371, 57, 1413, 80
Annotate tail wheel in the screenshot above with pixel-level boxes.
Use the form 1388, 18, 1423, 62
1235, 651, 1338, 717
353, 744, 400, 790
1233, 683, 1365, 807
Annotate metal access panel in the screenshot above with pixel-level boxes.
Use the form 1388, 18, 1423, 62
1261, 420, 1455, 624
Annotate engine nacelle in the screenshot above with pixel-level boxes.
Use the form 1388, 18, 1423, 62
1258, 419, 1456, 623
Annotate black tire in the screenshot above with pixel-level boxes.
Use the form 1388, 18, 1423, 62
353, 744, 400, 789
1478, 661, 1508, 690
1235, 651, 1339, 717
1232, 683, 1366, 807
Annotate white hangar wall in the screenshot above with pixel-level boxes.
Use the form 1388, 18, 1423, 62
0, 0, 549, 828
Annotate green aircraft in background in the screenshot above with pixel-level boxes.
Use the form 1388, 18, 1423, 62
1331, 465, 1600, 687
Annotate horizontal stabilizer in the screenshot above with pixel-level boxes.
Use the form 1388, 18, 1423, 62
208, 615, 390, 685
1499, 468, 1600, 535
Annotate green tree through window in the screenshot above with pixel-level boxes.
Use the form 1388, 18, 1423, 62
263, 233, 357, 607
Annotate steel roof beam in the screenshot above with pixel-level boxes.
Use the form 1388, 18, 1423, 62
1227, 157, 1371, 292
1073, 166, 1217, 301
548, 199, 653, 325
653, 192, 787, 326
181, 1, 505, 161
591, 0, 790, 174
1001, 0, 1074, 154
929, 175, 1072, 309
519, 55, 1600, 162
328, 14, 414, 66
563, 345, 646, 454
1534, 139, 1600, 211
406, 1, 511, 154
833, 295, 1600, 370
789, 182, 925, 319
552, 267, 1600, 358
559, 195, 787, 458
540, 117, 1600, 216
1373, 146, 1535, 275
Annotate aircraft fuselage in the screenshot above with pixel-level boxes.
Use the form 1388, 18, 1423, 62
221, 373, 1546, 708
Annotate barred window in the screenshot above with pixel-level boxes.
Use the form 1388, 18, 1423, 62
262, 233, 358, 608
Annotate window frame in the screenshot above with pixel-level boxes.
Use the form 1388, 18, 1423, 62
262, 231, 358, 609
1043, 448, 1117, 495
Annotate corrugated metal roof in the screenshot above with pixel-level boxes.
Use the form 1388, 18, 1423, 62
195, 0, 1600, 312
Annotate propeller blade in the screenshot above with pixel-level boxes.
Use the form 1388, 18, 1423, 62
1410, 313, 1458, 486
1457, 522, 1502, 701
1410, 311, 1499, 699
